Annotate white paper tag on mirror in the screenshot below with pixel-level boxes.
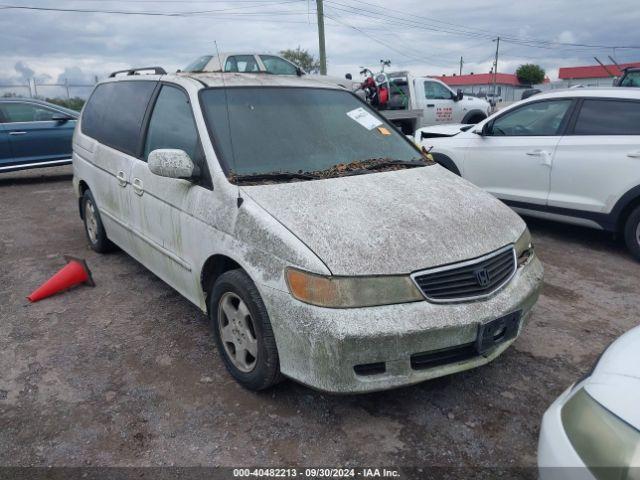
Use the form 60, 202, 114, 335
346, 107, 383, 130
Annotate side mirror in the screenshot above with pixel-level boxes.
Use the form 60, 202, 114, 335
474, 123, 490, 136
51, 114, 73, 123
295, 67, 304, 77
148, 149, 199, 180
345, 73, 353, 80
456, 89, 464, 101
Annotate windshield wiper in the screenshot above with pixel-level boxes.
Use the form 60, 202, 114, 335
230, 171, 320, 184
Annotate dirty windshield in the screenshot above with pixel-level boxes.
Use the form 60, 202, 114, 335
200, 87, 428, 184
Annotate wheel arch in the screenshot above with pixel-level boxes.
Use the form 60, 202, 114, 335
200, 254, 244, 309
432, 152, 461, 176
78, 179, 90, 219
461, 109, 487, 124
613, 185, 640, 232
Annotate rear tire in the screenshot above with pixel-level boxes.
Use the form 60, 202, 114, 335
82, 190, 115, 253
208, 269, 281, 391
623, 205, 640, 261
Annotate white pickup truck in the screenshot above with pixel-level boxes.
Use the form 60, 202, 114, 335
375, 71, 491, 134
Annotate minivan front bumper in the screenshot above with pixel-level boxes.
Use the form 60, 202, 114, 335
261, 255, 543, 393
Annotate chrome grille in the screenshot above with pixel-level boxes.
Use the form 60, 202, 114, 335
412, 245, 516, 303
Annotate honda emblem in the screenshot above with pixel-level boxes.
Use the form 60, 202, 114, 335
474, 268, 491, 287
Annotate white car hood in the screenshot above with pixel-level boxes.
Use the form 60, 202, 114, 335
585, 325, 640, 431
242, 165, 525, 276
416, 124, 469, 138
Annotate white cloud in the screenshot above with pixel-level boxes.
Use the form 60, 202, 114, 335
556, 30, 577, 44
0, 0, 637, 97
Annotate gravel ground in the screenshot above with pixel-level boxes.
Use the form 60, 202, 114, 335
1, 166, 638, 474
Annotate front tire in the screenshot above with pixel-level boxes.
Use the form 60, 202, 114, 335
208, 269, 281, 390
623, 205, 640, 261
82, 190, 114, 253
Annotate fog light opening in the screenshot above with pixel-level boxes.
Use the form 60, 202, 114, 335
493, 325, 507, 341
354, 362, 386, 376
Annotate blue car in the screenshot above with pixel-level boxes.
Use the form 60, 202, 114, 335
0, 98, 78, 173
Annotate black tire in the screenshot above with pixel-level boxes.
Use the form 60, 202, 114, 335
82, 189, 115, 253
467, 114, 486, 124
623, 205, 640, 261
208, 269, 281, 390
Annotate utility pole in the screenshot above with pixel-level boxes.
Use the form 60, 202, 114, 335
459, 56, 463, 76
316, 0, 327, 75
492, 36, 500, 96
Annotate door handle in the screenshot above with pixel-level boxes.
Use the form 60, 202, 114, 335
627, 151, 640, 159
132, 178, 144, 196
116, 171, 127, 187
526, 149, 545, 156
426, 104, 435, 107
9, 131, 27, 135
526, 149, 552, 167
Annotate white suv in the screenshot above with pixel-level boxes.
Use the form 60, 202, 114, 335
416, 88, 640, 260
72, 68, 542, 393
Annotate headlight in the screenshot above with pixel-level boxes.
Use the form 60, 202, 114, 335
562, 388, 640, 478
285, 268, 424, 308
515, 227, 534, 266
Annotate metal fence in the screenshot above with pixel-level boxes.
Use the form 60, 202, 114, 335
0, 77, 97, 99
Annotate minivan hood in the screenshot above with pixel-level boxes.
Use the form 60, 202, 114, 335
242, 166, 525, 276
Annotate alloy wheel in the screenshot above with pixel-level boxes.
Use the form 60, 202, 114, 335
85, 200, 99, 244
217, 292, 258, 373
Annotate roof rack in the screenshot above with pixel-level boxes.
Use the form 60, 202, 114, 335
108, 66, 166, 78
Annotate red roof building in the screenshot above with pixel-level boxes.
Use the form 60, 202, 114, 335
558, 62, 640, 80
430, 72, 528, 102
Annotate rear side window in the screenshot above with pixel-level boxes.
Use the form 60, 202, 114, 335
259, 55, 298, 75
82, 81, 156, 156
224, 55, 259, 73
573, 99, 640, 135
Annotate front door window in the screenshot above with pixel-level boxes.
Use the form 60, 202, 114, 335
489, 100, 572, 136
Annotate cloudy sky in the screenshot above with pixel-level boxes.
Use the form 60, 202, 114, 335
1, 0, 639, 97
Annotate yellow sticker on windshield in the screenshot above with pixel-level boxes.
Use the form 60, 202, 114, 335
377, 126, 391, 136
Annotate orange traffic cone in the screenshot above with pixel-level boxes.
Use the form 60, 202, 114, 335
27, 255, 95, 303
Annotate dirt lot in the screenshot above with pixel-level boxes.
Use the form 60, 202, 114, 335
1, 166, 638, 473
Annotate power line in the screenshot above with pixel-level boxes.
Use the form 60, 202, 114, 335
324, 12, 450, 65
0, 1, 309, 16
326, 0, 640, 49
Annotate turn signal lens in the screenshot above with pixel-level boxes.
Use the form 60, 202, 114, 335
285, 268, 424, 308
515, 227, 534, 266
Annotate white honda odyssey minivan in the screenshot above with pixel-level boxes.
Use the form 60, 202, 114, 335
72, 67, 543, 393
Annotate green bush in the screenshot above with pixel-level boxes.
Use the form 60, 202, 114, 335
45, 97, 86, 112
516, 64, 546, 86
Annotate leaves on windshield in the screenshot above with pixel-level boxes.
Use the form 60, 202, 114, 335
228, 157, 433, 185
